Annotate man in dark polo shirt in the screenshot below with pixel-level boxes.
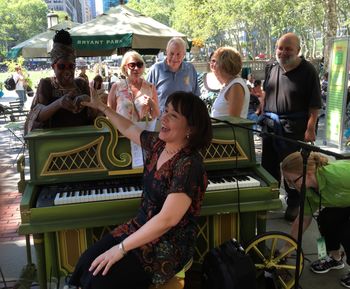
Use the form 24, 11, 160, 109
261, 32, 322, 221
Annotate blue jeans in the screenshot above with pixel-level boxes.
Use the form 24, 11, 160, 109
16, 90, 26, 105
247, 112, 259, 130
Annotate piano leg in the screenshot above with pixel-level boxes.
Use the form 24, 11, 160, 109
33, 233, 48, 289
257, 211, 267, 237
239, 212, 257, 247
46, 232, 60, 286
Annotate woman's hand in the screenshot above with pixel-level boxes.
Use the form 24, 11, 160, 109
89, 245, 124, 276
58, 93, 76, 113
139, 95, 151, 117
82, 88, 106, 112
73, 94, 90, 113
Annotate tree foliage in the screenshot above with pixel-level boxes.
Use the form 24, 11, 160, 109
127, 0, 346, 61
0, 0, 47, 55
1, 0, 348, 63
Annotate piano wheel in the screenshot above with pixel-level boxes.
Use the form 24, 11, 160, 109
245, 231, 304, 289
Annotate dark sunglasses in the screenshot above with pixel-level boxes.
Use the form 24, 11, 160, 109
55, 63, 76, 70
126, 62, 144, 69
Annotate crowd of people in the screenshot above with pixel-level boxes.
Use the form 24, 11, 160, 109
16, 29, 350, 289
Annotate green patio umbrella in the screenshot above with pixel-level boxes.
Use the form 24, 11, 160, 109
7, 20, 81, 59
70, 5, 188, 56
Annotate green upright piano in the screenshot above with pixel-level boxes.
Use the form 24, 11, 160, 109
20, 116, 280, 289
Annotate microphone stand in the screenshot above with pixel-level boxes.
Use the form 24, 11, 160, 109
210, 116, 349, 288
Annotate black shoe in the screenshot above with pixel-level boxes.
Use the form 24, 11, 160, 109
310, 255, 344, 273
284, 206, 299, 222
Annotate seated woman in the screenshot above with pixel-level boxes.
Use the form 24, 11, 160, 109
108, 50, 160, 122
210, 47, 250, 118
25, 30, 99, 133
281, 151, 350, 288
68, 91, 213, 289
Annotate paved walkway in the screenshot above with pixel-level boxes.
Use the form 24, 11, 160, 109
0, 93, 31, 243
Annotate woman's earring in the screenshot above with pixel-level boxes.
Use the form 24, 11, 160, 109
186, 133, 190, 139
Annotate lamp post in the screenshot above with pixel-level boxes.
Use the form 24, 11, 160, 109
47, 11, 59, 29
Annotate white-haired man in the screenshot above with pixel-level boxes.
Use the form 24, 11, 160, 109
147, 37, 200, 112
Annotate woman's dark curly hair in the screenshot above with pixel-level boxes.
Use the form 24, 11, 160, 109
50, 29, 75, 64
53, 29, 73, 45
165, 91, 213, 151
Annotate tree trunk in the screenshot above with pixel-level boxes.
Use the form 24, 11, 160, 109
322, 0, 338, 72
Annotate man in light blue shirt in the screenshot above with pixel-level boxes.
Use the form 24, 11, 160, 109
147, 37, 200, 112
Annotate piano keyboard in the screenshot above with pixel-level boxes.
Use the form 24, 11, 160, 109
36, 173, 261, 207
54, 186, 143, 205
208, 175, 260, 190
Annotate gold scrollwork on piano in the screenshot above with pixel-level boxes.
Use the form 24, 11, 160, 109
41, 137, 107, 176
202, 138, 248, 163
95, 116, 132, 168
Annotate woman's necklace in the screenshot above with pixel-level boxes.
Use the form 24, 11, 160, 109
164, 146, 182, 155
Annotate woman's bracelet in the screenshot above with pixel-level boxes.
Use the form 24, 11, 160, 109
118, 241, 127, 256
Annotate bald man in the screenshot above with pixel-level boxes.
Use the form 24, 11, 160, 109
260, 32, 322, 221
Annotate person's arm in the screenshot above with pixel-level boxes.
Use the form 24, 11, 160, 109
107, 82, 118, 111
304, 108, 319, 142
280, 214, 313, 256
290, 214, 313, 240
82, 88, 142, 145
226, 83, 245, 117
89, 192, 192, 276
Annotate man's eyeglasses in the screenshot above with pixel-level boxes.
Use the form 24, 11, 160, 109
55, 63, 76, 70
285, 175, 303, 190
126, 62, 144, 70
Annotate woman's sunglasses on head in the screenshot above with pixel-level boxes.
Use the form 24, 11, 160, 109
126, 62, 144, 70
55, 63, 76, 70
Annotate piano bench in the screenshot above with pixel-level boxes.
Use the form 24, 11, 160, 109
148, 258, 193, 289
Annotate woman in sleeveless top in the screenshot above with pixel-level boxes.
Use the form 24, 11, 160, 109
210, 47, 250, 118
108, 51, 160, 122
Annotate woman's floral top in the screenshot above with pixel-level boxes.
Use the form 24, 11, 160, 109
111, 131, 207, 284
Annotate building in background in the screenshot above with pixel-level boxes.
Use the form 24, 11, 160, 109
89, 0, 97, 18
45, 0, 92, 23
102, 0, 128, 13
83, 0, 93, 22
